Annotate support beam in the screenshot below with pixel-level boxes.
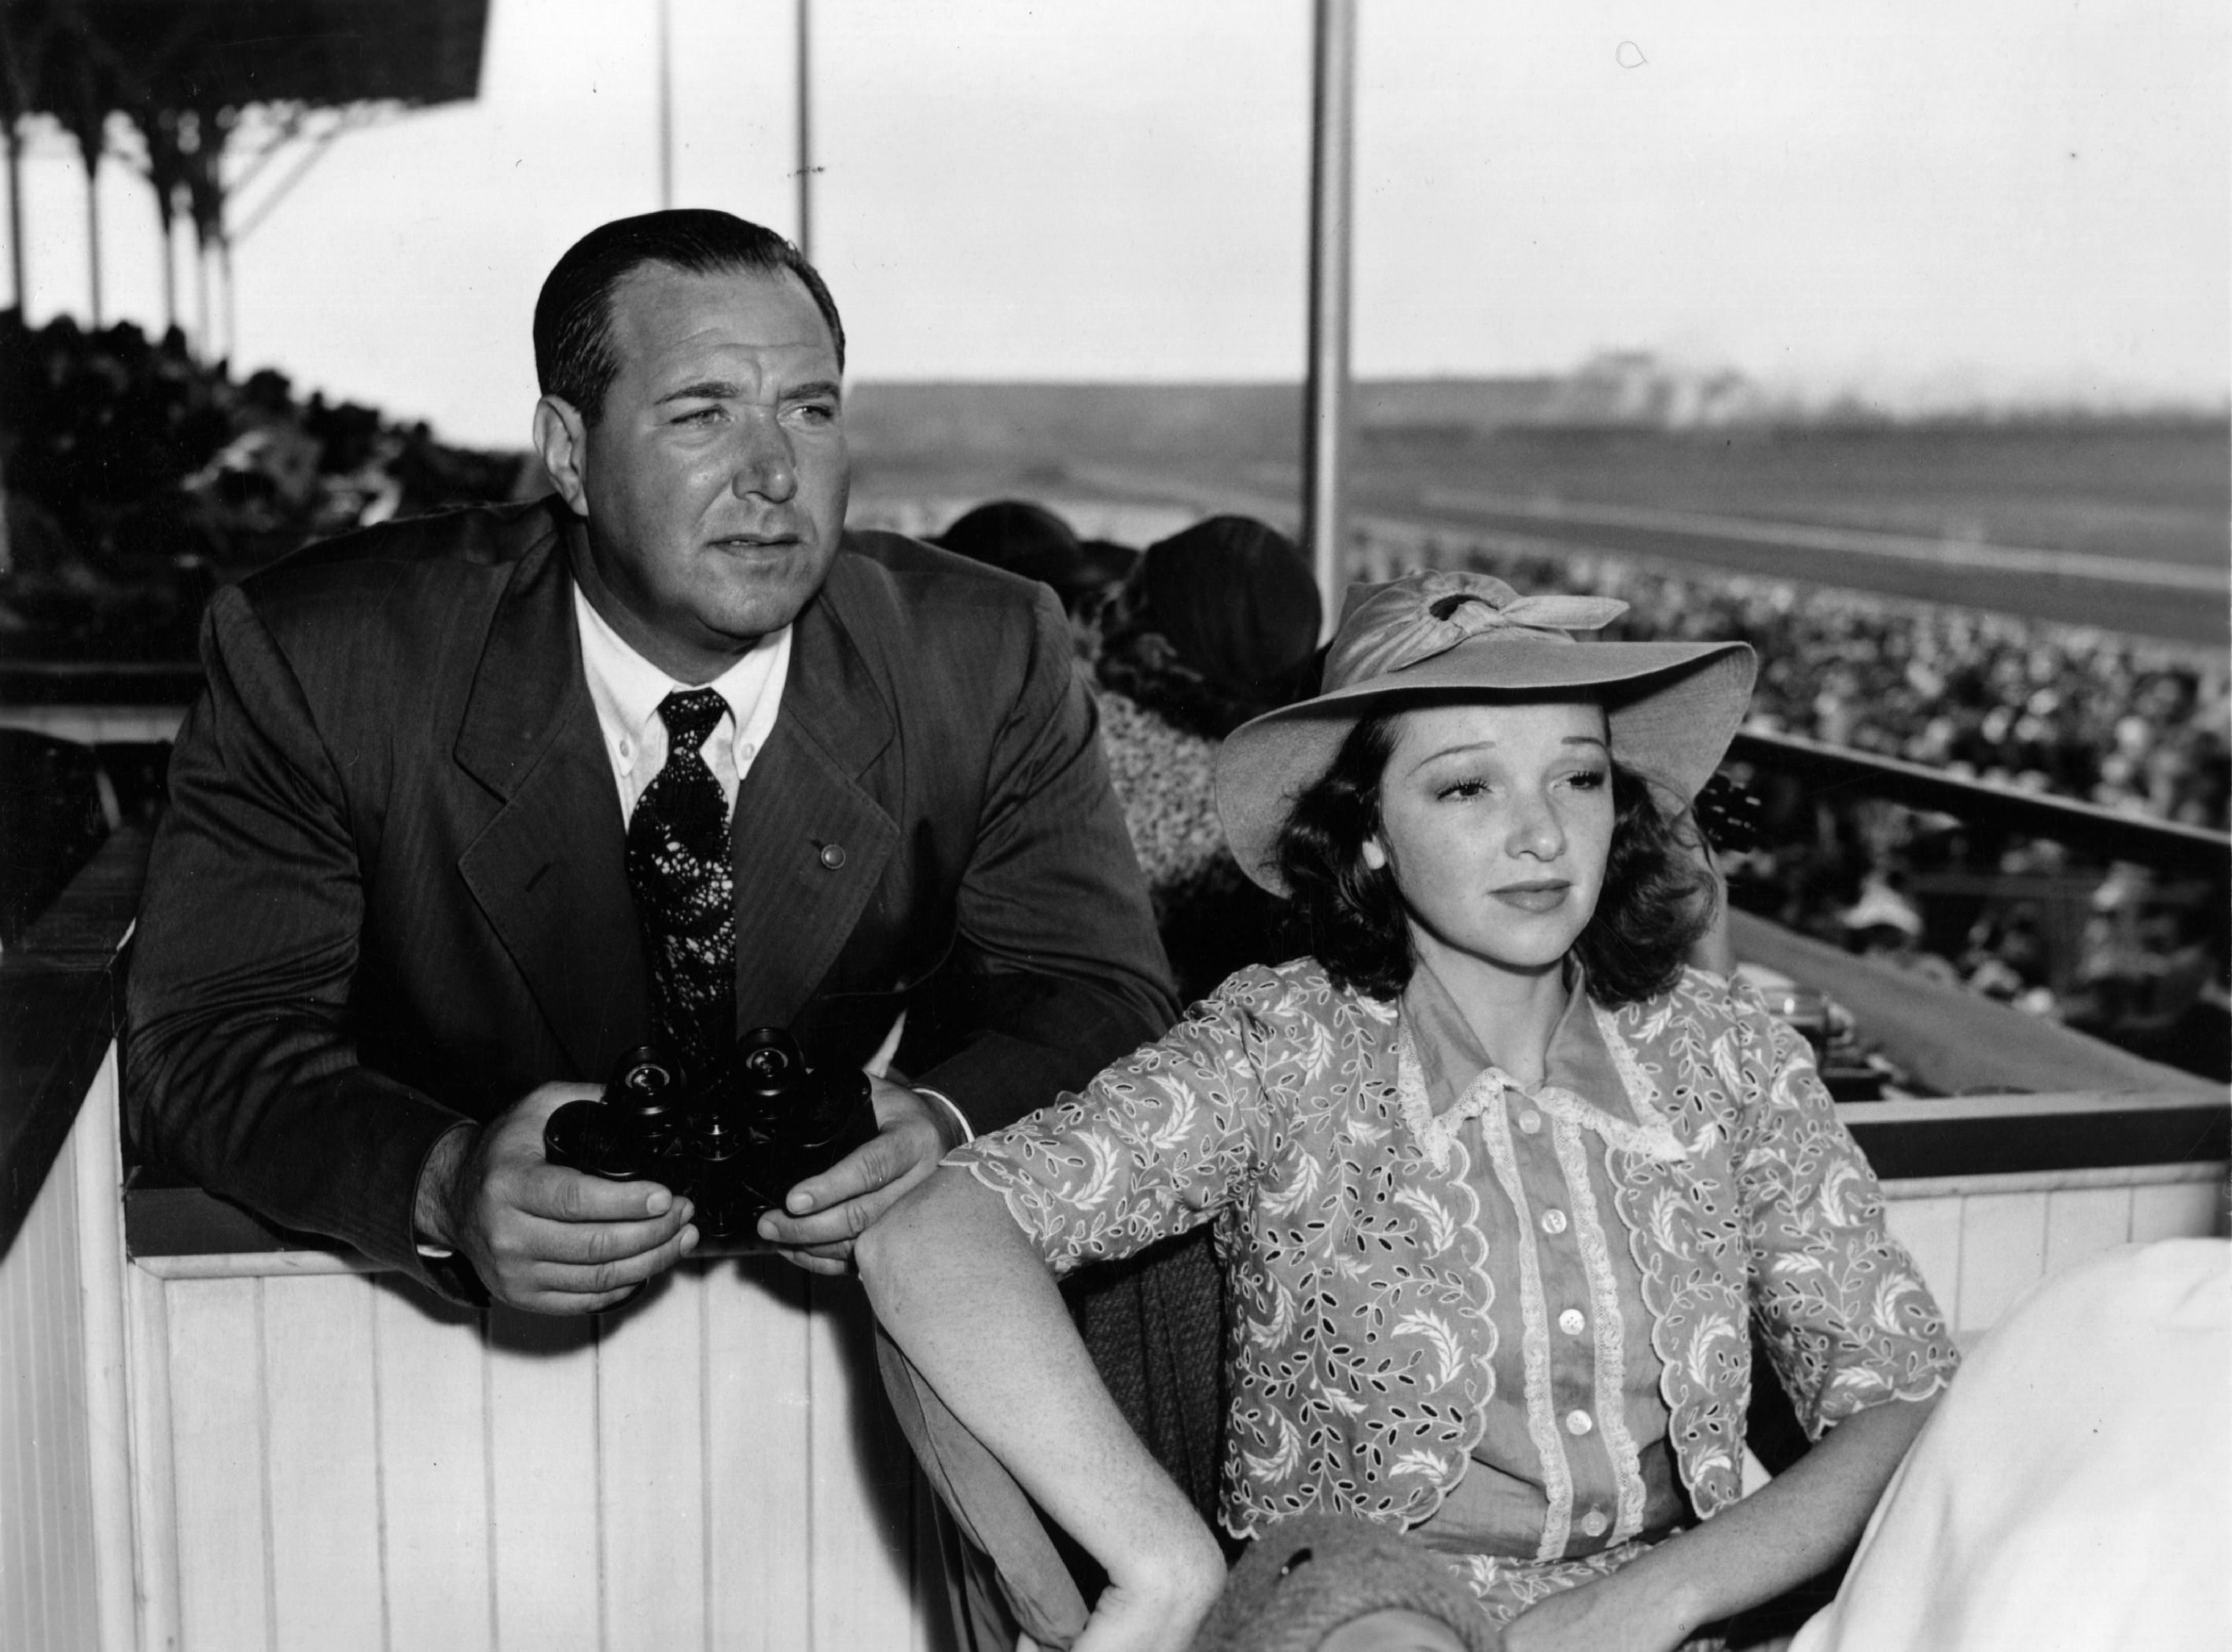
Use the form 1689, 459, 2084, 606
4, 117, 23, 313
795, 0, 814, 259
194, 233, 210, 358
656, 0, 674, 209
156, 185, 175, 332
215, 234, 235, 363
1302, 0, 1356, 628
82, 147, 101, 326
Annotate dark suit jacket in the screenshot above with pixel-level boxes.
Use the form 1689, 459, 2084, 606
125, 499, 1176, 1296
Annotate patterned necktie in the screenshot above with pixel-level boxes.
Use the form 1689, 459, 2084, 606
627, 688, 736, 1068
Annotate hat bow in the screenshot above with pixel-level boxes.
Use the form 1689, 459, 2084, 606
1327, 570, 1630, 689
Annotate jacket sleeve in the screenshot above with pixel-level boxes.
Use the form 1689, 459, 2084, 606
1729, 981, 1960, 1437
124, 587, 480, 1301
906, 585, 1179, 1134
944, 975, 1271, 1274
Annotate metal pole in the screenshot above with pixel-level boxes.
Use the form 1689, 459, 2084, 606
1302, 0, 1356, 630
157, 186, 176, 333
656, 0, 674, 208
219, 234, 234, 362
4, 119, 24, 313
84, 149, 103, 325
795, 0, 812, 259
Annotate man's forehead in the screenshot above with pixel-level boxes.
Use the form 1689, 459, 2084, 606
606, 262, 838, 377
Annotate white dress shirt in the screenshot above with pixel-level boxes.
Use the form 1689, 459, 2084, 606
568, 586, 964, 1140
572, 585, 792, 821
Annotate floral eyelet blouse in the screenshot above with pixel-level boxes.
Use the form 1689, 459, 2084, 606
951, 958, 1958, 1624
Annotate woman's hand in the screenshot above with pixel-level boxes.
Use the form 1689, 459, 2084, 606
1500, 1571, 1692, 1652
859, 1168, 1233, 1651
1505, 1396, 1939, 1652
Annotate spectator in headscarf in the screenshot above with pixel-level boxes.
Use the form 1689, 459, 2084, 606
1090, 515, 1324, 1000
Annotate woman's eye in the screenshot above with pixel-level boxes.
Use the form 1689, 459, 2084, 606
1565, 768, 1609, 791
1437, 778, 1487, 801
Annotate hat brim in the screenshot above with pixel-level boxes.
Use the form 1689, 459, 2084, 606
1216, 635, 1757, 896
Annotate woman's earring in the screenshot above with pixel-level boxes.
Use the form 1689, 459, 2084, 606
1361, 838, 1388, 872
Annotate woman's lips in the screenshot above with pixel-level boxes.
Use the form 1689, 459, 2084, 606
1491, 881, 1571, 913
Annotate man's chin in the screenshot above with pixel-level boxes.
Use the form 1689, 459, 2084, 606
697, 545, 837, 635
695, 577, 825, 646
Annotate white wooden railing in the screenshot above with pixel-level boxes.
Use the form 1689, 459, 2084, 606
3, 1043, 951, 1652
3, 1036, 2225, 1652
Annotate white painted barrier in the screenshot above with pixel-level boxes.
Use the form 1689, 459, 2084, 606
3, 1043, 2223, 1651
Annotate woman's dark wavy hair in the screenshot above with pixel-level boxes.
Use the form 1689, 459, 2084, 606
1094, 624, 1293, 743
1274, 706, 1716, 1005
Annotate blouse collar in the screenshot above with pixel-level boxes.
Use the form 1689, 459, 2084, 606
1396, 958, 1688, 1170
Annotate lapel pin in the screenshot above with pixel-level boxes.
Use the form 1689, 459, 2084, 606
818, 842, 847, 870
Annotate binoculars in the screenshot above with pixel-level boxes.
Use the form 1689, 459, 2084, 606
543, 1027, 879, 1241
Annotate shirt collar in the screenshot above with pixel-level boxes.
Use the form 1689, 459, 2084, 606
1401, 953, 1628, 1123
572, 583, 789, 752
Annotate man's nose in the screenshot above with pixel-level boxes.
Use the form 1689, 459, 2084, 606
728, 410, 798, 502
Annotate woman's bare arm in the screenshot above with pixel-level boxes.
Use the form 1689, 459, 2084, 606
1504, 1393, 1939, 1652
857, 1164, 1229, 1650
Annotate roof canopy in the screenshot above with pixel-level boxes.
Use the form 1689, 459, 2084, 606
4, 1, 488, 122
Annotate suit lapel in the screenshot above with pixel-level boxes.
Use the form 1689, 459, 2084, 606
730, 560, 899, 1030
454, 517, 649, 1078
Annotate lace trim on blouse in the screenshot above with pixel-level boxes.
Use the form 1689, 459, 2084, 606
1550, 1113, 1650, 1547
1468, 1070, 1576, 1561
1396, 1005, 1682, 1560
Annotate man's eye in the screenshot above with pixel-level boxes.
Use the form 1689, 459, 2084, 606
672, 407, 723, 425
789, 402, 838, 425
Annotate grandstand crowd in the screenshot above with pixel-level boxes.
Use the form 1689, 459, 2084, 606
1432, 539, 2230, 1076
0, 309, 524, 658
946, 503, 2231, 1081
1, 314, 2222, 1076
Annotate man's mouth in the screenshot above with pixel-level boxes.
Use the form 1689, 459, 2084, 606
707, 532, 800, 551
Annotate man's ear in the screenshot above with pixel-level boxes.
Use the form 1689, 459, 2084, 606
533, 395, 591, 517
1361, 837, 1389, 873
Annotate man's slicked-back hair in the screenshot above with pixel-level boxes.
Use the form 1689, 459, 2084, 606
533, 208, 846, 423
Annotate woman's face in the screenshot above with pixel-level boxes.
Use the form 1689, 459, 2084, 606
1365, 698, 1616, 981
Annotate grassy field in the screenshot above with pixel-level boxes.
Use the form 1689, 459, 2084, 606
850, 384, 2227, 649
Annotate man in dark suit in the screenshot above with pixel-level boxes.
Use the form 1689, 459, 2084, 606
125, 210, 1176, 1313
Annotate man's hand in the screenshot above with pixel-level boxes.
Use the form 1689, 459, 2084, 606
755, 1076, 955, 1275
417, 1083, 700, 1314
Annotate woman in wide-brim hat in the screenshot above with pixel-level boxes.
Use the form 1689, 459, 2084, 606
862, 571, 1957, 1652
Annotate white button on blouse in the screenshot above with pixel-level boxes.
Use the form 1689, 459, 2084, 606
1565, 1408, 1594, 1437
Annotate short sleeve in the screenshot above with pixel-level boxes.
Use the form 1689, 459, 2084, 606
946, 977, 1272, 1276
1730, 985, 1960, 1436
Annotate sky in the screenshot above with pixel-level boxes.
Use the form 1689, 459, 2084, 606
13, 0, 2228, 447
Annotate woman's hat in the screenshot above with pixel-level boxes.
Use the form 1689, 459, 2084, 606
1186, 1515, 1497, 1652
1217, 569, 1756, 895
